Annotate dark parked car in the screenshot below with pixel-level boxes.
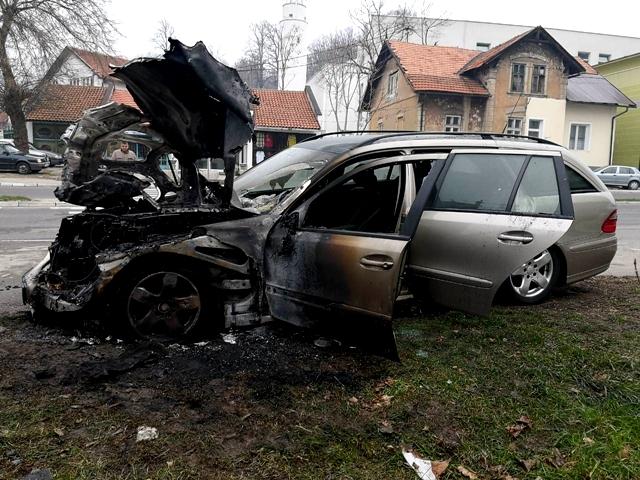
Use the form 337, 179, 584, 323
22, 40, 617, 358
0, 143, 49, 173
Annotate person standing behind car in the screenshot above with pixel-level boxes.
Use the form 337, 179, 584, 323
111, 141, 137, 161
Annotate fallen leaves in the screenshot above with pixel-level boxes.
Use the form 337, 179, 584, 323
506, 415, 532, 438
457, 465, 478, 479
402, 449, 450, 480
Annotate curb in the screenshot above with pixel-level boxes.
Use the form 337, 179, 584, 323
0, 182, 59, 187
0, 201, 82, 208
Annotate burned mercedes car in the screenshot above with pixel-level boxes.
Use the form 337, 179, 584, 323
23, 40, 617, 358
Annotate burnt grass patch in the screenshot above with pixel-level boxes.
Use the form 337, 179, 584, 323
1, 276, 639, 479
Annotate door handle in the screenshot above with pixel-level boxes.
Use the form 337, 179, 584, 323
497, 231, 534, 244
360, 255, 394, 270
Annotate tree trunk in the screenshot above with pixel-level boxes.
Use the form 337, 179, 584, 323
0, 15, 29, 152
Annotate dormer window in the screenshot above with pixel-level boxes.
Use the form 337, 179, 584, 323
387, 71, 398, 99
531, 65, 546, 94
510, 63, 525, 93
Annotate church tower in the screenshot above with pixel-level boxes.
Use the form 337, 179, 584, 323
280, 0, 307, 90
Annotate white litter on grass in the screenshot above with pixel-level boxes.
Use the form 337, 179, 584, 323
194, 341, 210, 347
136, 426, 158, 442
221, 333, 237, 344
403, 449, 437, 480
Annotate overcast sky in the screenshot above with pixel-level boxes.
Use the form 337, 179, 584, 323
107, 0, 640, 63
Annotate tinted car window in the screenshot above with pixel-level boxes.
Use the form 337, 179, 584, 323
600, 166, 617, 174
511, 156, 560, 215
566, 166, 597, 193
432, 153, 526, 211
620, 167, 634, 175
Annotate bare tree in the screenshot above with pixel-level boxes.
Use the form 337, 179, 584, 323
308, 29, 360, 131
413, 2, 449, 45
151, 18, 175, 53
236, 20, 302, 91
235, 21, 276, 89
264, 22, 302, 90
0, 0, 117, 151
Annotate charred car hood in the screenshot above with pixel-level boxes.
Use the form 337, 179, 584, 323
113, 39, 257, 160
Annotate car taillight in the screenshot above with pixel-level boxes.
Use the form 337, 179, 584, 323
601, 210, 617, 233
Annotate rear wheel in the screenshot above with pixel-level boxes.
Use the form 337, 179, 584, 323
629, 180, 639, 190
116, 263, 218, 340
508, 249, 560, 304
16, 162, 31, 174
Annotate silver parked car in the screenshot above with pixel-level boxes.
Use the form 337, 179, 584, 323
22, 40, 617, 357
594, 165, 640, 190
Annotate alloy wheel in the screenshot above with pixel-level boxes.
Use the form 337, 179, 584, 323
509, 250, 554, 299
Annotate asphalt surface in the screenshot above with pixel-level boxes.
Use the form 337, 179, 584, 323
1, 181, 639, 315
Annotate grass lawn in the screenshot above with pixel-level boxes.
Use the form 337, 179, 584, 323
0, 277, 638, 479
0, 195, 30, 201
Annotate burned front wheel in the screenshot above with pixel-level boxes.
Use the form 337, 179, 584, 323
117, 265, 214, 339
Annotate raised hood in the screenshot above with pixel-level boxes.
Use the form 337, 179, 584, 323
112, 38, 257, 160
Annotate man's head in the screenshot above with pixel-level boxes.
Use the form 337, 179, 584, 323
119, 141, 129, 153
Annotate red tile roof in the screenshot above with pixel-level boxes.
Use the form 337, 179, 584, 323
27, 85, 107, 122
70, 48, 128, 78
252, 89, 320, 130
387, 41, 489, 96
458, 29, 532, 74
111, 88, 139, 109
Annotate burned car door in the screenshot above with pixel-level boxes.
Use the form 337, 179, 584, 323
406, 149, 574, 315
263, 155, 441, 359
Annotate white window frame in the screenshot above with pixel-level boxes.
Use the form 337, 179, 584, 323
577, 51, 591, 63
444, 115, 462, 132
569, 123, 591, 151
527, 118, 544, 138
387, 70, 399, 99
476, 42, 491, 51
598, 53, 611, 64
506, 117, 523, 135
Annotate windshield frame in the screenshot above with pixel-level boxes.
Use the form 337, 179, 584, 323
233, 145, 335, 214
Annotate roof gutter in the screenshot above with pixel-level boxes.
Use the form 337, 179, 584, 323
609, 106, 629, 166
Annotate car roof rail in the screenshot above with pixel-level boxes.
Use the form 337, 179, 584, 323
298, 130, 561, 147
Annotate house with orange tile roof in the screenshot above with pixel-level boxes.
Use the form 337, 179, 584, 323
362, 26, 634, 167
44, 47, 129, 89
25, 84, 138, 155
239, 88, 321, 170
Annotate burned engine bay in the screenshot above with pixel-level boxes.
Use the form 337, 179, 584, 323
23, 39, 271, 334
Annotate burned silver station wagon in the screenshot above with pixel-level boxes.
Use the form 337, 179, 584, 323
23, 41, 617, 357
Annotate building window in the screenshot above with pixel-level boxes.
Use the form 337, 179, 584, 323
81, 76, 93, 86
387, 71, 398, 98
396, 113, 404, 130
577, 51, 590, 63
510, 63, 525, 93
255, 132, 264, 148
70, 78, 80, 86
377, 119, 384, 131
506, 117, 523, 135
531, 65, 546, 94
569, 124, 590, 150
598, 53, 611, 63
476, 42, 491, 51
444, 115, 461, 132
527, 119, 543, 138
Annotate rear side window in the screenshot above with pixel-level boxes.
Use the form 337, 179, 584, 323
512, 156, 560, 215
432, 153, 526, 211
566, 166, 597, 193
620, 167, 634, 174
